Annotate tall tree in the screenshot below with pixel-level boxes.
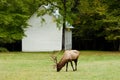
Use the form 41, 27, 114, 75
0, 0, 42, 43
72, 0, 120, 50
37, 0, 80, 50
104, 0, 120, 50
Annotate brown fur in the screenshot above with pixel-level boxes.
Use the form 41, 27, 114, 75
54, 50, 80, 72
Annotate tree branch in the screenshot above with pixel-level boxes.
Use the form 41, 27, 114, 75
46, 0, 62, 10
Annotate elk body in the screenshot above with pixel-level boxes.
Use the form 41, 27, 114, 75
52, 50, 80, 72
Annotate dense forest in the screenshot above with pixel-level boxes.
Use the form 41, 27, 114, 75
0, 0, 120, 51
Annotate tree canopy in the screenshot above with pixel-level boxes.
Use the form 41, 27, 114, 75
73, 0, 120, 40
0, 0, 41, 43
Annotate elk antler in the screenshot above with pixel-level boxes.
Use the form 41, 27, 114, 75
51, 55, 57, 64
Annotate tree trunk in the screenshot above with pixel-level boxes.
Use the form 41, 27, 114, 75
62, 0, 66, 50
62, 22, 66, 50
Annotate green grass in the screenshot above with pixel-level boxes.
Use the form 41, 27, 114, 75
0, 51, 120, 80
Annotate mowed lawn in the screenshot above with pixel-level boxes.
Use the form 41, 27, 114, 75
0, 51, 120, 80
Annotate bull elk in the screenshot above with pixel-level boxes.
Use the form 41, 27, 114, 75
52, 50, 80, 72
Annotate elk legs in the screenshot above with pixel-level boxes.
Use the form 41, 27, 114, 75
74, 59, 78, 71
66, 62, 68, 71
70, 61, 75, 71
66, 61, 75, 71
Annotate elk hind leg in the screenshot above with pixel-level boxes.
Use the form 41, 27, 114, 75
66, 62, 68, 72
74, 59, 78, 71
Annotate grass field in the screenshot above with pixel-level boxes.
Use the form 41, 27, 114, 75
0, 51, 120, 80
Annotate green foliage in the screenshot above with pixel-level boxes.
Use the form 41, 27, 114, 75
37, 0, 80, 27
73, 0, 120, 41
0, 0, 120, 45
0, 0, 42, 43
0, 47, 9, 52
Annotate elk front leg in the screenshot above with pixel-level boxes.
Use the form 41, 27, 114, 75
70, 61, 75, 71
66, 62, 68, 72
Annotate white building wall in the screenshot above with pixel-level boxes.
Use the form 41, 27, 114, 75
22, 13, 63, 52
65, 30, 72, 50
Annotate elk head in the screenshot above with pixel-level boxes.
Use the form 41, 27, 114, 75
51, 55, 59, 71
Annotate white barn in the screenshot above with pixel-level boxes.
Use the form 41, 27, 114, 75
22, 10, 72, 52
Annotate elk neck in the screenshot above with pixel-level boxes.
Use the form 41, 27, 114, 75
57, 57, 69, 72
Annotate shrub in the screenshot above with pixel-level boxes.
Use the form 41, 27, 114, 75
0, 47, 9, 52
